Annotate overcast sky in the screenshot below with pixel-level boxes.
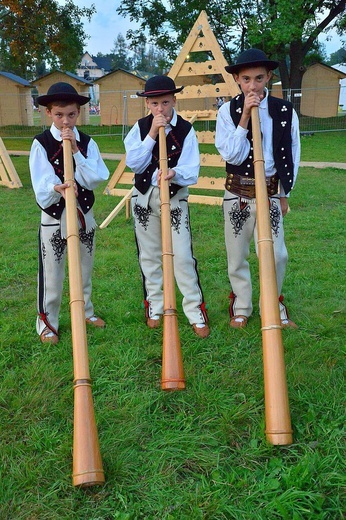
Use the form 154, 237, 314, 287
62, 0, 344, 58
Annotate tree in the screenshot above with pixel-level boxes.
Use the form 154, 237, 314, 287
329, 47, 346, 65
117, 0, 346, 92
0, 0, 95, 78
132, 42, 166, 74
111, 34, 133, 70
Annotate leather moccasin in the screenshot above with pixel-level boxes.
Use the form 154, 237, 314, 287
40, 326, 59, 345
147, 317, 162, 329
230, 315, 248, 329
86, 315, 106, 328
192, 323, 210, 338
281, 319, 298, 329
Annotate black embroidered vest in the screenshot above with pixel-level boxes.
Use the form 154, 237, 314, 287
35, 129, 94, 219
228, 93, 294, 195
135, 114, 191, 197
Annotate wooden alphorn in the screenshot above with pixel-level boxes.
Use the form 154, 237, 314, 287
159, 126, 185, 390
63, 138, 105, 486
251, 107, 293, 445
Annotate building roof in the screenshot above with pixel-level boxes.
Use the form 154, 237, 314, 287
92, 56, 112, 72
332, 63, 346, 75
32, 70, 94, 85
308, 62, 346, 79
130, 69, 154, 80
94, 68, 147, 83
0, 71, 31, 86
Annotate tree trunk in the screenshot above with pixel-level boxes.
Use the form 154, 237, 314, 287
287, 41, 306, 115
278, 61, 290, 95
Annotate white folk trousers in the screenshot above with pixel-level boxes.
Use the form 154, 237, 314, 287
223, 192, 290, 320
131, 186, 206, 325
36, 210, 96, 335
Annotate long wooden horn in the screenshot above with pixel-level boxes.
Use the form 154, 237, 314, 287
159, 126, 185, 391
251, 107, 293, 445
63, 138, 105, 485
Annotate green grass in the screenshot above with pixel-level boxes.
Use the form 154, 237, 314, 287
0, 134, 345, 519
2, 129, 346, 163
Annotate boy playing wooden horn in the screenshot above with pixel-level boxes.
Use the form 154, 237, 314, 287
215, 49, 301, 329
124, 75, 210, 338
30, 82, 109, 344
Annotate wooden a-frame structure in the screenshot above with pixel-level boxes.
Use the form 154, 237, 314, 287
101, 11, 240, 227
169, 11, 239, 130
0, 137, 22, 188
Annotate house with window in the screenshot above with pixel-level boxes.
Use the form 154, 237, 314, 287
76, 52, 112, 81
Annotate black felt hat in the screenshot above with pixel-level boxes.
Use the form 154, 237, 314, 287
137, 75, 184, 97
37, 82, 90, 106
225, 48, 279, 74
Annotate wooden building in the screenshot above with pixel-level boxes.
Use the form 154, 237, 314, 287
33, 71, 93, 125
301, 63, 346, 118
94, 69, 146, 126
0, 72, 34, 127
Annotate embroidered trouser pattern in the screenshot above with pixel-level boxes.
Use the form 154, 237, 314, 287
132, 187, 206, 325
36, 212, 95, 335
223, 194, 288, 320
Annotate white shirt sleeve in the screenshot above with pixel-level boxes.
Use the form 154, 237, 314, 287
29, 139, 62, 209
74, 138, 109, 190
172, 126, 200, 186
215, 101, 251, 165
124, 122, 155, 174
291, 109, 301, 189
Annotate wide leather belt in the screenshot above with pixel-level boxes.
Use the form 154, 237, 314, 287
225, 173, 279, 198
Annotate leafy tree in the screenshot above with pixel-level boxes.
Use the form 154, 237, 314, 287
132, 42, 166, 74
111, 34, 133, 70
0, 0, 95, 78
117, 0, 346, 92
329, 47, 346, 65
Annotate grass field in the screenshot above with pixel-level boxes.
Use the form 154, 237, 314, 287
0, 133, 345, 519
2, 129, 346, 161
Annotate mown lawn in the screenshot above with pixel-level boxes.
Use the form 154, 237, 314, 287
0, 133, 345, 519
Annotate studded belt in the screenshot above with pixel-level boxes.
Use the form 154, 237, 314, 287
225, 173, 279, 199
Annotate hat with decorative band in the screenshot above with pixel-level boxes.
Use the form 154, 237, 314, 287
137, 75, 184, 97
225, 48, 279, 74
37, 82, 90, 106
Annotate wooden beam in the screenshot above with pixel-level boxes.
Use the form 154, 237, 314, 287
0, 138, 22, 188
103, 156, 132, 194
188, 194, 223, 205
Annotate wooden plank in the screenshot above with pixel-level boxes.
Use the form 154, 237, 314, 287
200, 153, 225, 167
168, 14, 206, 80
0, 137, 22, 188
195, 131, 216, 143
190, 36, 209, 53
178, 109, 217, 121
103, 155, 131, 194
191, 176, 224, 190
106, 174, 224, 192
188, 113, 199, 124
195, 13, 240, 98
179, 60, 220, 76
99, 187, 134, 228
177, 83, 233, 98
189, 194, 223, 205
105, 187, 133, 197
0, 160, 9, 185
